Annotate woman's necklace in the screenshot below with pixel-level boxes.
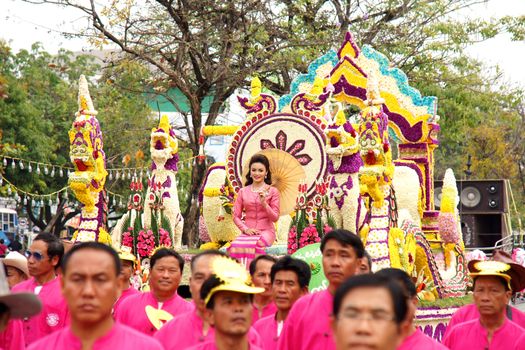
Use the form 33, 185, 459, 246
251, 184, 266, 192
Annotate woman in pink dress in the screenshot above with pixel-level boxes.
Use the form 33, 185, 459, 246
228, 154, 280, 266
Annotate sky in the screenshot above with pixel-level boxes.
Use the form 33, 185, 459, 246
1, 0, 524, 89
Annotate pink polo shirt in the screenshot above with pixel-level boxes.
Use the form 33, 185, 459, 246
398, 328, 449, 350
188, 340, 262, 350
114, 291, 192, 336
252, 301, 277, 324
253, 313, 282, 350
277, 290, 334, 350
12, 277, 69, 346
443, 318, 525, 350
0, 319, 25, 350
514, 332, 525, 350
154, 308, 263, 349
113, 286, 140, 314
446, 303, 525, 334
27, 322, 164, 350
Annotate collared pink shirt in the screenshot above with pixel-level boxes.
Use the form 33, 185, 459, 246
253, 313, 280, 350
0, 319, 25, 350
443, 318, 525, 350
252, 301, 278, 324
398, 328, 449, 350
113, 286, 140, 313
446, 303, 525, 335
154, 308, 263, 349
12, 277, 69, 346
277, 290, 335, 350
27, 322, 164, 350
187, 340, 262, 350
114, 291, 192, 336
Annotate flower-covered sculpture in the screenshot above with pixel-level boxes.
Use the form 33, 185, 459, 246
69, 75, 110, 243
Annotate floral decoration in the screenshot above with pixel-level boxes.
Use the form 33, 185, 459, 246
137, 229, 155, 258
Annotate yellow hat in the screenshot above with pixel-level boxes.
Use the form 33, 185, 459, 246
118, 246, 136, 263
204, 256, 264, 305
468, 260, 525, 292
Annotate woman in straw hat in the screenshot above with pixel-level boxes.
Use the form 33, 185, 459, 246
2, 251, 29, 288
228, 154, 280, 266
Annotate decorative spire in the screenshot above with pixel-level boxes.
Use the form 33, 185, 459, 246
76, 75, 98, 117
337, 32, 360, 59
158, 114, 171, 133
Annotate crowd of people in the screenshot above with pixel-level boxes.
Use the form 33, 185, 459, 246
0, 228, 524, 349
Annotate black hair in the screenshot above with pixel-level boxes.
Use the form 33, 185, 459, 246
150, 247, 185, 271
61, 242, 121, 276
320, 229, 364, 259
34, 233, 65, 267
363, 250, 372, 270
375, 268, 417, 298
190, 250, 227, 271
249, 255, 278, 276
270, 255, 311, 289
333, 274, 408, 325
244, 154, 272, 186
473, 275, 510, 292
0, 239, 4, 244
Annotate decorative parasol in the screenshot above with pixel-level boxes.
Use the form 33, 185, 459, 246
292, 243, 327, 292
244, 148, 305, 215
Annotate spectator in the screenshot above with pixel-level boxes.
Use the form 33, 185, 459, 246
331, 274, 408, 350
27, 242, 163, 349
249, 255, 278, 324
2, 251, 29, 288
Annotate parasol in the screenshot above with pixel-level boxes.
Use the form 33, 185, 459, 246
244, 148, 305, 215
292, 243, 327, 292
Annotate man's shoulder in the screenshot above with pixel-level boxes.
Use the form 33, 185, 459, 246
27, 327, 68, 349
156, 309, 194, 335
11, 278, 34, 291
253, 313, 275, 331
114, 323, 164, 348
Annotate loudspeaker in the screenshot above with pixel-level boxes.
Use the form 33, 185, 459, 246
434, 179, 509, 248
434, 180, 507, 214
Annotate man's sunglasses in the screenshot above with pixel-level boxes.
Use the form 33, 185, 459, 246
25, 250, 45, 261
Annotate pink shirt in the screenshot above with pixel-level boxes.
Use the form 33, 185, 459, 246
277, 290, 334, 350
446, 303, 525, 334
12, 277, 69, 346
253, 313, 280, 350
155, 308, 263, 349
252, 301, 278, 324
443, 318, 525, 350
398, 328, 449, 350
114, 291, 192, 336
233, 186, 280, 246
0, 319, 25, 350
113, 286, 140, 313
514, 332, 525, 350
27, 322, 164, 350
188, 341, 262, 350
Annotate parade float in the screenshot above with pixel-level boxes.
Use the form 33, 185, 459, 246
198, 32, 471, 341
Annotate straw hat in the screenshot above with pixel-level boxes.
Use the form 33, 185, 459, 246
468, 260, 525, 292
0, 262, 42, 319
203, 256, 264, 305
2, 251, 29, 278
118, 246, 136, 263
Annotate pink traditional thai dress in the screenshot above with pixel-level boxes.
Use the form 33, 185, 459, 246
442, 318, 525, 350
12, 277, 69, 346
27, 323, 164, 350
228, 185, 280, 264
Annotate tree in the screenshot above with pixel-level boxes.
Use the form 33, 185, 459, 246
0, 41, 152, 235
21, 0, 525, 242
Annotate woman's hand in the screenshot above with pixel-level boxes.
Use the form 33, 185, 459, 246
258, 189, 269, 206
244, 228, 260, 235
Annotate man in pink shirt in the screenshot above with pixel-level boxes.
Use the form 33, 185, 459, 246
115, 247, 192, 335
28, 242, 163, 350
254, 256, 310, 350
443, 260, 525, 349
376, 268, 448, 349
277, 229, 365, 350
331, 274, 408, 350
0, 260, 42, 350
189, 256, 264, 350
12, 233, 69, 346
112, 247, 139, 313
249, 255, 277, 324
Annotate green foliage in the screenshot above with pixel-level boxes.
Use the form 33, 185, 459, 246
160, 211, 173, 238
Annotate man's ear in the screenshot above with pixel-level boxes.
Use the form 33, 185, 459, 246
51, 255, 60, 268
300, 286, 309, 296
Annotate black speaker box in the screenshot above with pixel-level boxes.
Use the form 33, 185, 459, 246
434, 179, 507, 214
460, 214, 503, 248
